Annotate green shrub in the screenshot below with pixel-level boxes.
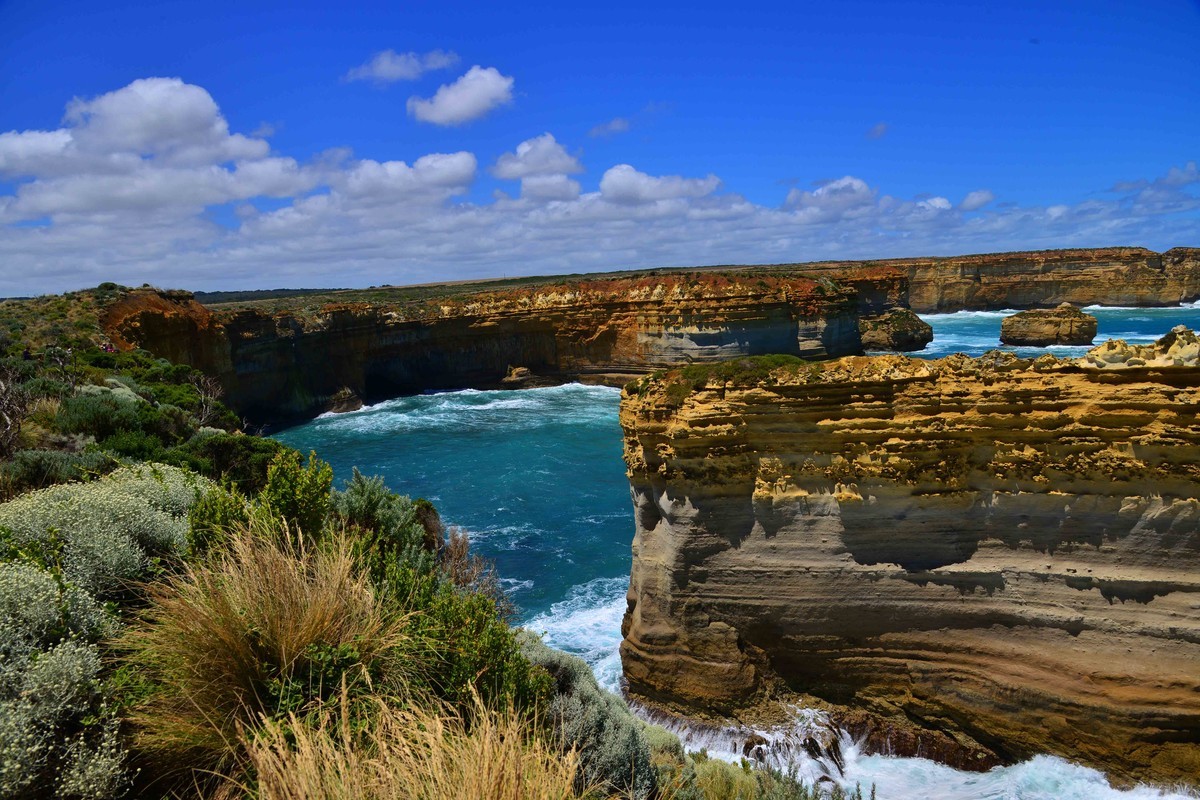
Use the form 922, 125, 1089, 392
97, 429, 166, 460
163, 430, 290, 492
332, 469, 436, 582
0, 449, 120, 494
518, 631, 655, 799
398, 575, 551, 712
261, 450, 333, 540
186, 485, 250, 557
54, 390, 141, 441
0, 464, 210, 598
0, 561, 113, 655
21, 376, 71, 400
0, 640, 128, 800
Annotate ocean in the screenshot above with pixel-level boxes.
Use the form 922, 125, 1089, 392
273, 306, 1200, 799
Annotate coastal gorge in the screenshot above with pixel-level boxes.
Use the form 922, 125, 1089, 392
100, 245, 1200, 788
105, 246, 1200, 425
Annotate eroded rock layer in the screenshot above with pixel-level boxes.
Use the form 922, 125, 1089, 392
999, 303, 1097, 346
620, 332, 1200, 785
809, 246, 1200, 312
104, 274, 867, 423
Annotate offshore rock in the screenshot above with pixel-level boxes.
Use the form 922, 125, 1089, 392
620, 331, 1200, 786
999, 303, 1097, 346
858, 308, 933, 351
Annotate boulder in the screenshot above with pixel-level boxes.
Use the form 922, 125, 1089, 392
858, 308, 933, 351
999, 303, 1097, 346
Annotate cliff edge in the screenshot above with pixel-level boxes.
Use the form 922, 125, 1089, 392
620, 332, 1200, 786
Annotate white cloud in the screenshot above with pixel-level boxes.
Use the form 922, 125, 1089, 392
0, 129, 72, 177
959, 189, 995, 211
866, 122, 888, 139
345, 49, 459, 83
492, 134, 582, 179
785, 176, 876, 222
0, 78, 317, 225
3, 78, 1199, 296
338, 152, 476, 202
589, 117, 631, 138
406, 66, 514, 126
65, 77, 267, 165
599, 164, 720, 204
520, 174, 581, 201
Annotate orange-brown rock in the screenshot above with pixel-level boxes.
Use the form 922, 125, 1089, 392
801, 246, 1200, 312
858, 308, 933, 351
105, 275, 865, 424
999, 303, 1097, 346
620, 333, 1200, 786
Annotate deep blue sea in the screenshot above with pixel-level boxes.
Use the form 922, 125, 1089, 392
274, 306, 1200, 799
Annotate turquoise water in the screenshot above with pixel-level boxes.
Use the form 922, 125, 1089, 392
913, 303, 1200, 360
273, 307, 1200, 799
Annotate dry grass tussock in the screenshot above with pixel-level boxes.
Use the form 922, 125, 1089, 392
120, 519, 413, 796
245, 693, 582, 800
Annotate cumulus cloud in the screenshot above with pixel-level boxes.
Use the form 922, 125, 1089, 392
491, 134, 582, 179
520, 174, 581, 201
959, 189, 995, 211
345, 49, 459, 83
599, 164, 720, 204
589, 117, 631, 138
3, 78, 1199, 296
65, 78, 267, 165
339, 152, 476, 203
785, 176, 877, 222
866, 122, 888, 139
406, 66, 514, 126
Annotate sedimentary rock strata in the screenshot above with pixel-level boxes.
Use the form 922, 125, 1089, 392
858, 308, 933, 351
807, 246, 1200, 312
104, 275, 867, 424
999, 303, 1097, 346
620, 332, 1200, 785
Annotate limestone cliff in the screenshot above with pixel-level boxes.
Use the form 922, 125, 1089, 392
799, 246, 1200, 312
104, 275, 864, 424
620, 333, 1200, 785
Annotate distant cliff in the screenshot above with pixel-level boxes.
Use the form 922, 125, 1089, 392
620, 331, 1200, 786
103, 246, 1200, 424
797, 246, 1200, 312
103, 274, 877, 424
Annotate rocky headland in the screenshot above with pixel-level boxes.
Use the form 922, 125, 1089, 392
619, 330, 1200, 786
103, 246, 1200, 425
1000, 303, 1098, 346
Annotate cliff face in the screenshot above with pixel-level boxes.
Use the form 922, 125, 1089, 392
800, 246, 1200, 312
620, 333, 1200, 785
104, 275, 864, 423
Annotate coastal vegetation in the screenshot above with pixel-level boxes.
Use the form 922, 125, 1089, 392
0, 286, 863, 799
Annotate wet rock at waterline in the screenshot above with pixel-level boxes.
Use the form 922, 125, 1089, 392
999, 303, 1097, 346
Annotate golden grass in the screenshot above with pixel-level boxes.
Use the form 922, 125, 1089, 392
121, 519, 412, 796
245, 694, 581, 800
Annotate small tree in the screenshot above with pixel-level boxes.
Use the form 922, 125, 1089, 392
0, 363, 29, 457
188, 373, 225, 428
261, 450, 333, 541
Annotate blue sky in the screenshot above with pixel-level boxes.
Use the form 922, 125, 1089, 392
1, 0, 1198, 294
